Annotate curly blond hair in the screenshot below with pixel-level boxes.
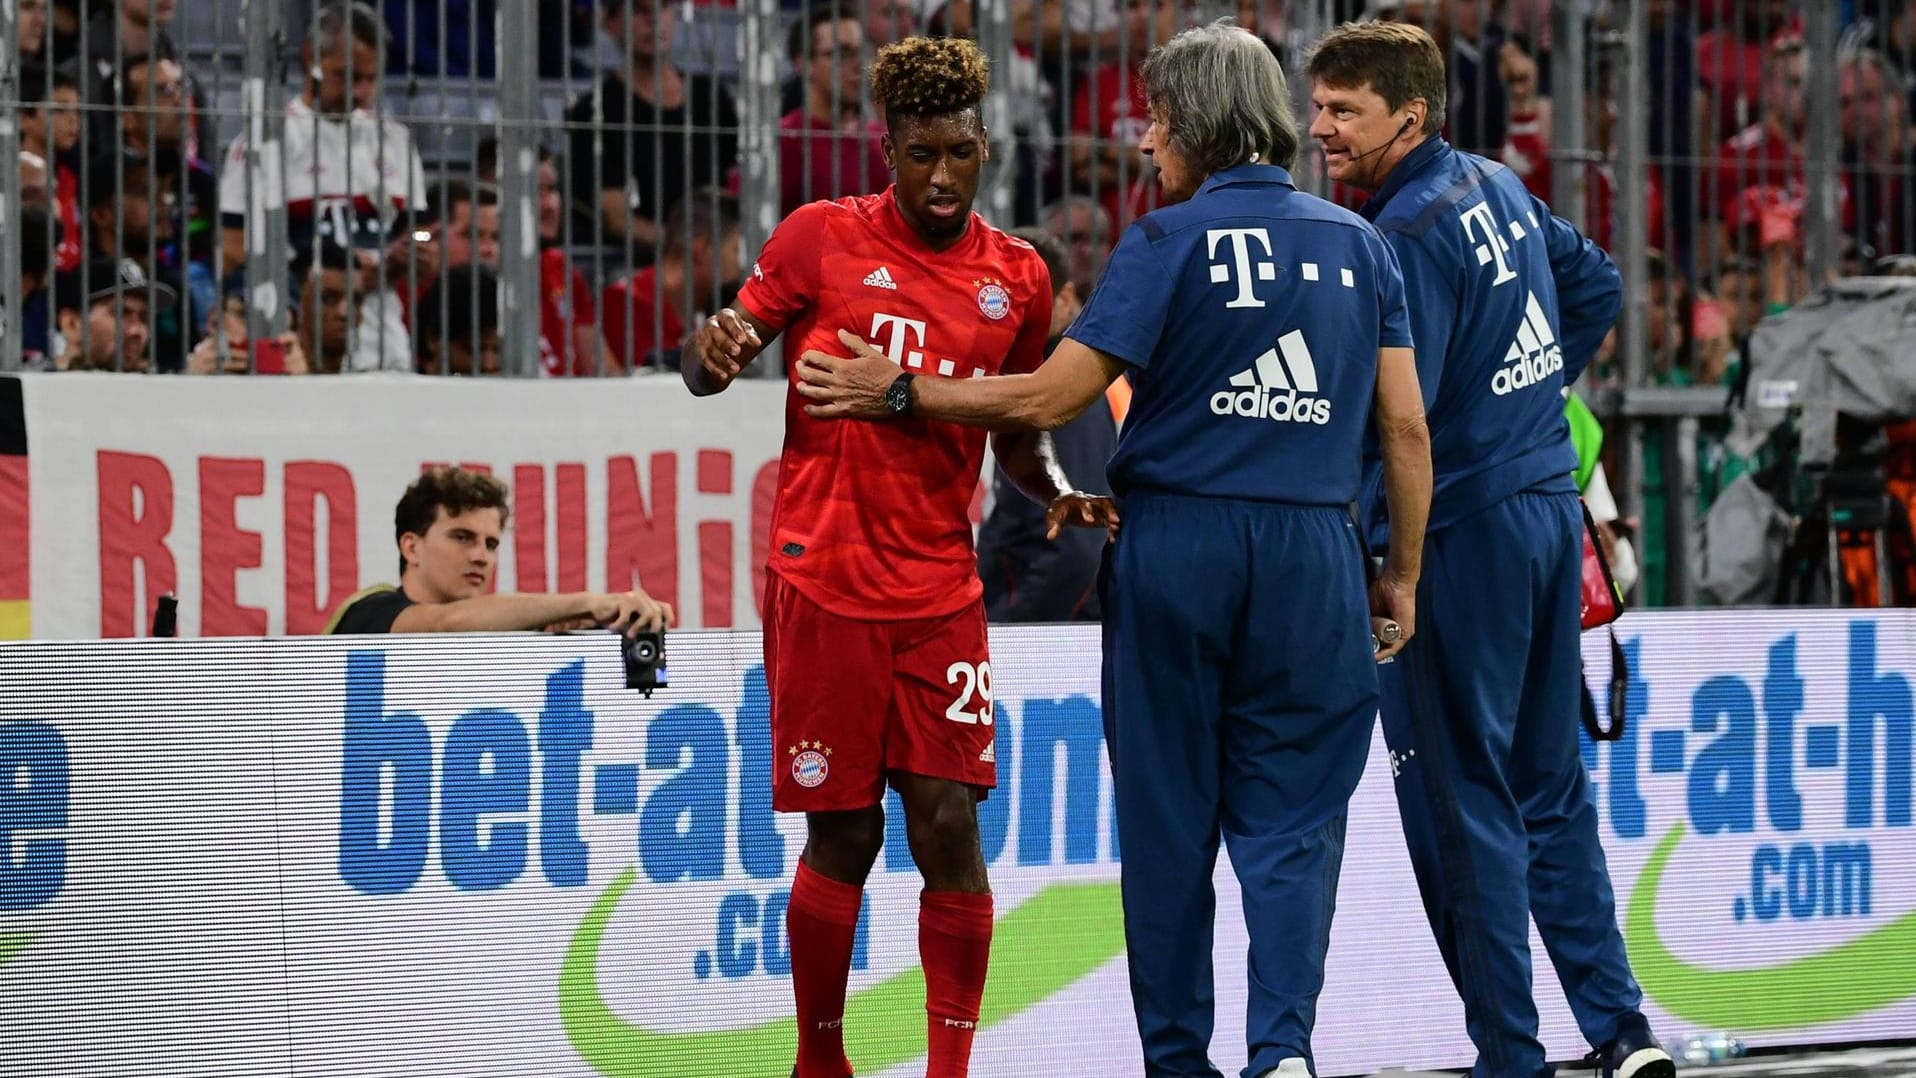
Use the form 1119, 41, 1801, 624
869, 35, 989, 118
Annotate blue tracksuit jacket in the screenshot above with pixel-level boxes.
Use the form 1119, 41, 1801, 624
1358, 137, 1620, 548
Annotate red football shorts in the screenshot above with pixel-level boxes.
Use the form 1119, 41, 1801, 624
763, 571, 997, 813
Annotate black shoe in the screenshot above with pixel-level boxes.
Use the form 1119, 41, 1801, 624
1592, 1014, 1676, 1078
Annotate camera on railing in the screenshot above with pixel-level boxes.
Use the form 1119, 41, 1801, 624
621, 630, 668, 697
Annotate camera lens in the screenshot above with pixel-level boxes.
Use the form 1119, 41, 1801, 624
632, 639, 660, 663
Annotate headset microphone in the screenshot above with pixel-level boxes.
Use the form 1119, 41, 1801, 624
1335, 114, 1419, 189
1343, 115, 1418, 166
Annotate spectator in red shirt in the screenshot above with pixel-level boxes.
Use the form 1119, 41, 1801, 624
534, 147, 617, 376
1694, 0, 1794, 137
1579, 92, 1665, 254
474, 136, 617, 376
602, 189, 742, 372
1068, 0, 1182, 238
18, 66, 83, 274
1709, 36, 1851, 260
1499, 35, 1551, 202
779, 6, 889, 215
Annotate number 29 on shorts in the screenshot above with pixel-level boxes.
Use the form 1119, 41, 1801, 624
945, 661, 994, 725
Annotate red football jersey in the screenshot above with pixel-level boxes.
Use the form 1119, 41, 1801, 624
1503, 107, 1551, 203
599, 265, 684, 374
1071, 61, 1164, 237
1709, 123, 1853, 233
735, 188, 1051, 621
539, 248, 600, 378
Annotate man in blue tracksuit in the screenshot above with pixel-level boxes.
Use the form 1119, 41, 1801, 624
1306, 22, 1675, 1078
793, 26, 1433, 1077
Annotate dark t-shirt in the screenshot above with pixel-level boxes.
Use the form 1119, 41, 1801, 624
325, 585, 415, 634
977, 340, 1118, 623
565, 71, 739, 243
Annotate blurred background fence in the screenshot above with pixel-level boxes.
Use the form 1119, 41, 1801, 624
2, 0, 1914, 608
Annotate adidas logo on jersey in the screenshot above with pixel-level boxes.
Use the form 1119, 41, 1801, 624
978, 740, 995, 763
1210, 330, 1333, 425
1492, 292, 1565, 396
863, 266, 898, 290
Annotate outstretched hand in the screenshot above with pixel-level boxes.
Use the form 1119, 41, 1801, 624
1045, 492, 1121, 541
587, 590, 677, 637
796, 329, 901, 419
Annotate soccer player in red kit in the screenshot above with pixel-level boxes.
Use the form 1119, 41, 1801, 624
685, 35, 1116, 1078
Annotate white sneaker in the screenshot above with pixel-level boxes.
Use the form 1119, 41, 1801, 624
1257, 1059, 1312, 1078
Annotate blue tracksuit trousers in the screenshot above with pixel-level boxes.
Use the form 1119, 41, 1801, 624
1101, 493, 1378, 1078
1378, 490, 1645, 1077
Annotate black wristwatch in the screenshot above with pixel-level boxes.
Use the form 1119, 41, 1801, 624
885, 371, 916, 417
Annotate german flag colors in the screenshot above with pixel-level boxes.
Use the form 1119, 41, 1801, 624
0, 378, 28, 639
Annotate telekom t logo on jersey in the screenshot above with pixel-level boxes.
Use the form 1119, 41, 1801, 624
870, 313, 928, 368
867, 311, 986, 378
1459, 203, 1518, 286
1206, 228, 1279, 308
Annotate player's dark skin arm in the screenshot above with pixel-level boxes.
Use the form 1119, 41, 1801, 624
992, 430, 1123, 540
684, 305, 780, 396
992, 431, 1069, 503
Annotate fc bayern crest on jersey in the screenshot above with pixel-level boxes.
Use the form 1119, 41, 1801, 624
790, 741, 831, 788
975, 279, 1012, 321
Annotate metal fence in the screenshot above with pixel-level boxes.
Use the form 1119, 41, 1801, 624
2, 0, 1913, 606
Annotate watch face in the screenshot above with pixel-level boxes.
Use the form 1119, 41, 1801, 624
888, 377, 911, 414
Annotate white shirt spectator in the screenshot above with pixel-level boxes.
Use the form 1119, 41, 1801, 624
219, 94, 429, 372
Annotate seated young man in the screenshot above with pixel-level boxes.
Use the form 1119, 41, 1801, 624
326, 466, 673, 635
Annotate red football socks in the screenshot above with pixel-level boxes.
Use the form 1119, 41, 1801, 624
919, 890, 994, 1078
788, 861, 863, 1078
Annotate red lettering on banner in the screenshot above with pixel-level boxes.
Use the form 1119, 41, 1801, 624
698, 449, 735, 627
96, 450, 177, 638
511, 463, 587, 594
606, 453, 678, 609
750, 459, 780, 620
697, 449, 732, 494
200, 457, 268, 637
700, 520, 733, 627
284, 462, 359, 635
512, 464, 548, 592
555, 463, 587, 593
